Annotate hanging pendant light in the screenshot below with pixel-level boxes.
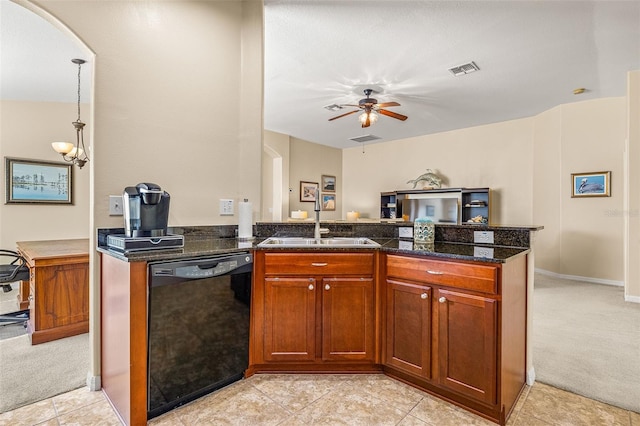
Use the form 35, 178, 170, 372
52, 58, 89, 169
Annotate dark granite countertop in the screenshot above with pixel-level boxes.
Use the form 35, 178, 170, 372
97, 236, 528, 264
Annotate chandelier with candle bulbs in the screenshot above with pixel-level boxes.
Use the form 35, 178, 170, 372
51, 58, 89, 169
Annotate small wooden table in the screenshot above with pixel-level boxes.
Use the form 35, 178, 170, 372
17, 239, 89, 345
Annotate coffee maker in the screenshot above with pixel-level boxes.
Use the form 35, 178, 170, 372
122, 182, 170, 237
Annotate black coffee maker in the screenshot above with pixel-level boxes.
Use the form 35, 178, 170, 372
122, 182, 170, 237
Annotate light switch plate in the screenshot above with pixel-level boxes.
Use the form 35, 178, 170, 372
109, 195, 123, 216
474, 230, 494, 244
220, 199, 234, 216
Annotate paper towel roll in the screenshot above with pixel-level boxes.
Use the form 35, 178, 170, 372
238, 199, 253, 240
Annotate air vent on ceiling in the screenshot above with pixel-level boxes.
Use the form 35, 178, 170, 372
449, 61, 480, 76
324, 104, 344, 111
349, 134, 381, 143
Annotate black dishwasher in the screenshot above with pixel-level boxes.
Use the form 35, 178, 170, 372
147, 252, 252, 419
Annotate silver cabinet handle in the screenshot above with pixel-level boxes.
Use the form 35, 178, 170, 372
308, 284, 314, 290
312, 263, 328, 267
421, 293, 428, 299
438, 297, 446, 303
325, 284, 331, 290
427, 270, 444, 275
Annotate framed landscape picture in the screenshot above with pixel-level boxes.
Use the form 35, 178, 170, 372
571, 171, 610, 198
321, 193, 336, 211
300, 181, 318, 202
5, 157, 72, 204
321, 175, 336, 192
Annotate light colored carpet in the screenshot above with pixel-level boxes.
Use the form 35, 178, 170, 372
0, 333, 89, 413
533, 272, 640, 413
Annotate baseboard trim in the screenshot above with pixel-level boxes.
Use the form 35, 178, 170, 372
86, 372, 101, 391
625, 294, 640, 303
535, 268, 623, 287
526, 367, 535, 386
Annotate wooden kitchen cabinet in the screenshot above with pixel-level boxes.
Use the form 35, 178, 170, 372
249, 251, 378, 373
435, 287, 497, 405
383, 253, 527, 425
17, 239, 89, 345
385, 279, 432, 379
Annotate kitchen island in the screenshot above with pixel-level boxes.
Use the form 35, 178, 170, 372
97, 223, 540, 426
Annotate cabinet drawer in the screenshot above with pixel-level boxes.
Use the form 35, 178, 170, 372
264, 252, 374, 275
386, 254, 498, 294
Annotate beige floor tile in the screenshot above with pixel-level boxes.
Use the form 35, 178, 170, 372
175, 380, 291, 425
338, 374, 426, 413
512, 414, 554, 425
409, 393, 494, 426
148, 411, 183, 426
519, 383, 630, 426
397, 414, 430, 425
630, 410, 640, 426
288, 384, 408, 425
248, 373, 344, 412
55, 399, 121, 426
34, 420, 59, 426
51, 387, 105, 416
506, 384, 532, 426
0, 399, 57, 426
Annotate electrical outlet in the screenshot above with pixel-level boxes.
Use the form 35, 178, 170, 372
220, 199, 234, 216
398, 227, 413, 239
473, 246, 494, 258
474, 230, 494, 244
109, 195, 123, 216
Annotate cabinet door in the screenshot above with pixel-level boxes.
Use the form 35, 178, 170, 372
385, 279, 432, 379
436, 288, 497, 405
321, 277, 374, 362
264, 277, 316, 362
35, 263, 89, 330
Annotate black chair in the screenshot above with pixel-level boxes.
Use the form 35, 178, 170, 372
0, 249, 30, 324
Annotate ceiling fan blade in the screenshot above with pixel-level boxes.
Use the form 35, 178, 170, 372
328, 110, 359, 121
378, 109, 408, 121
376, 102, 400, 108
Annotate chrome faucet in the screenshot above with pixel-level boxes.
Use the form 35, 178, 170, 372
314, 196, 329, 239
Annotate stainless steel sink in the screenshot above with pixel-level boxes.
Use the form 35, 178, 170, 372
258, 237, 380, 248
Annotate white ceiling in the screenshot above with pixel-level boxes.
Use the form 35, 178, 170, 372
2, 1, 639, 149
0, 0, 91, 104
264, 0, 640, 148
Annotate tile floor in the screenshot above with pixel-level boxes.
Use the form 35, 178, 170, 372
1, 374, 639, 426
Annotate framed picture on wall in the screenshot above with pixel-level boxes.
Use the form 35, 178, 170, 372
300, 181, 319, 202
321, 193, 336, 211
321, 175, 336, 192
5, 157, 73, 204
571, 171, 611, 197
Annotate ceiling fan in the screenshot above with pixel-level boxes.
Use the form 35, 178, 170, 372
328, 88, 408, 128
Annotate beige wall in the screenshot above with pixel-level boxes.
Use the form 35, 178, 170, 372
263, 130, 290, 221
34, 0, 263, 231
289, 137, 342, 220
0, 100, 90, 248
557, 98, 625, 282
342, 97, 628, 286
625, 70, 640, 302
24, 0, 263, 385
342, 118, 535, 224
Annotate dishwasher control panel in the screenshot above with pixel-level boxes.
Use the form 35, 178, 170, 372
150, 253, 253, 280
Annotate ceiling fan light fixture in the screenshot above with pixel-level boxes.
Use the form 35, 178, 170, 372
359, 111, 378, 127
